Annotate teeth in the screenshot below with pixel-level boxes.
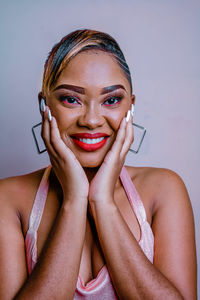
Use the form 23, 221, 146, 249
79, 137, 105, 144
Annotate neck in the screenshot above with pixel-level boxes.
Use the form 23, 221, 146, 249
83, 167, 99, 183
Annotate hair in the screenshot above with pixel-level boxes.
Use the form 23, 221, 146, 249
42, 29, 133, 97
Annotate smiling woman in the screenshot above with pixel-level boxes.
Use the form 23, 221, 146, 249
43, 46, 134, 168
0, 29, 197, 300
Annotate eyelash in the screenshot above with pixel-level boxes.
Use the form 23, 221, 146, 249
58, 95, 123, 106
103, 96, 122, 106
59, 96, 80, 105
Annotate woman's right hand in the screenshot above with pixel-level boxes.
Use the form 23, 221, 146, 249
41, 106, 89, 202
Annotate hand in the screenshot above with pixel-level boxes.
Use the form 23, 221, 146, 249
89, 112, 133, 203
41, 106, 89, 202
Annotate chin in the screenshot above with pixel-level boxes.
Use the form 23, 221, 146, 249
78, 155, 104, 168
67, 139, 113, 168
81, 162, 102, 168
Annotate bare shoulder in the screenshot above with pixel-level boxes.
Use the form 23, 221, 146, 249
0, 168, 46, 212
125, 165, 191, 215
125, 164, 186, 187
126, 166, 197, 299
0, 169, 47, 299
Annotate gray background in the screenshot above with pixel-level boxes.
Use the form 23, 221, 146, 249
0, 0, 199, 296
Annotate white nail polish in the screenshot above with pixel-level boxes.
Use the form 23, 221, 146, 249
126, 110, 131, 122
48, 109, 52, 122
131, 104, 135, 117
40, 98, 46, 112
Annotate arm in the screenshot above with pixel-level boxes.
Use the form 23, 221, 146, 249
90, 171, 197, 300
0, 109, 89, 300
16, 199, 87, 300
89, 116, 197, 299
0, 184, 87, 300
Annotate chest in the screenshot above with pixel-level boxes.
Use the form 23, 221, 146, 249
21, 179, 152, 285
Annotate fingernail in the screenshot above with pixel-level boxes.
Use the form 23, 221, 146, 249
48, 109, 52, 122
131, 104, 135, 117
126, 110, 131, 122
40, 98, 46, 112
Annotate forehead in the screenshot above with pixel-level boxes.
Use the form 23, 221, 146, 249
55, 51, 130, 93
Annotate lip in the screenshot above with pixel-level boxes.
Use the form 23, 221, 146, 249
71, 133, 109, 139
70, 133, 109, 152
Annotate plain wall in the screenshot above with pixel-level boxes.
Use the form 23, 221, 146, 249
0, 0, 199, 297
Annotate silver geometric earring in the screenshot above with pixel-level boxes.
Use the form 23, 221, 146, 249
32, 98, 47, 154
32, 122, 47, 154
130, 123, 146, 153
129, 104, 147, 154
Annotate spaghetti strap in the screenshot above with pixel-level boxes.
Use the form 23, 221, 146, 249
120, 166, 154, 263
28, 166, 52, 232
25, 165, 51, 274
120, 166, 147, 224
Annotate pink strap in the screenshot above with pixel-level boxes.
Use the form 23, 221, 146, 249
120, 167, 154, 263
28, 166, 51, 232
25, 166, 51, 274
120, 166, 147, 224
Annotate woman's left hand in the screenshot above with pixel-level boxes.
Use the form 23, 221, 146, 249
89, 112, 133, 203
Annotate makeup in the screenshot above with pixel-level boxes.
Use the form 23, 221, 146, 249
71, 133, 109, 152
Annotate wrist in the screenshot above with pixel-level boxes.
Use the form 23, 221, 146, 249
89, 197, 116, 214
89, 191, 114, 203
62, 196, 88, 211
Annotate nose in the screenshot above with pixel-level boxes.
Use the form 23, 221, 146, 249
77, 104, 105, 129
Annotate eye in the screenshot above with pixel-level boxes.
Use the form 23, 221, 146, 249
103, 96, 122, 106
59, 96, 80, 105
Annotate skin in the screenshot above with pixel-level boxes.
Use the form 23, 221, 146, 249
0, 51, 197, 300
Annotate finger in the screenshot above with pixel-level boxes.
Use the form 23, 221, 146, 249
109, 117, 127, 159
120, 114, 134, 159
41, 107, 57, 159
50, 116, 72, 158
49, 113, 77, 164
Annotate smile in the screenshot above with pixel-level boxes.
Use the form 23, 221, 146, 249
70, 133, 109, 151
78, 137, 104, 144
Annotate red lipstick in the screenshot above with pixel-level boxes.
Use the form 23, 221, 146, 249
70, 133, 109, 152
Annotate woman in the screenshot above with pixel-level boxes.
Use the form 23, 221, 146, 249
0, 29, 197, 299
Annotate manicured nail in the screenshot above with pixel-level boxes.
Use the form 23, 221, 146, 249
48, 109, 52, 122
126, 110, 131, 122
40, 98, 46, 112
131, 104, 135, 117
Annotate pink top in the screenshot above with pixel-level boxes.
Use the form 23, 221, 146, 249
25, 166, 154, 299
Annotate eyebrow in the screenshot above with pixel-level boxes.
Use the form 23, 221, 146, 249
53, 84, 127, 94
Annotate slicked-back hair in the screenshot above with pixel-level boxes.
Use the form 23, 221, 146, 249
42, 29, 132, 97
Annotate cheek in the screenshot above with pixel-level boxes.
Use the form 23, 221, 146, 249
105, 110, 125, 131
52, 109, 76, 131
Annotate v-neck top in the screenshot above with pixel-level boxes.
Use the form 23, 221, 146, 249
25, 165, 154, 299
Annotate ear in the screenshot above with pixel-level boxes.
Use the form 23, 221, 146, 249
131, 94, 136, 105
38, 91, 44, 104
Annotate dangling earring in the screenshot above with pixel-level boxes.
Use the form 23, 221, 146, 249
129, 104, 147, 154
32, 98, 47, 154
32, 122, 47, 154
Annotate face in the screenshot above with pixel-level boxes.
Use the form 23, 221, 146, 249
45, 51, 135, 168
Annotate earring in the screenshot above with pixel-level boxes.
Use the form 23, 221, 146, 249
129, 105, 146, 153
32, 98, 47, 154
32, 122, 47, 154
129, 122, 146, 154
